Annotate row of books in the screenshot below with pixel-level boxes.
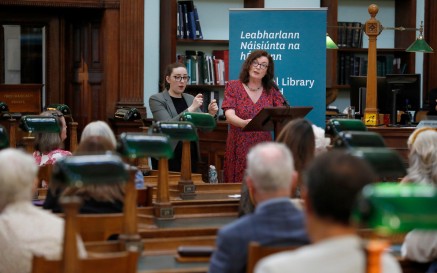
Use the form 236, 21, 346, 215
177, 50, 229, 86
337, 22, 363, 48
337, 53, 406, 85
177, 1, 203, 39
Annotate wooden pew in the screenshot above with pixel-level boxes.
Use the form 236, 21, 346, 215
32, 197, 139, 273
246, 242, 301, 273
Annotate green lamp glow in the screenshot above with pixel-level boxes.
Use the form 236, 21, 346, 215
354, 183, 437, 234
326, 33, 338, 49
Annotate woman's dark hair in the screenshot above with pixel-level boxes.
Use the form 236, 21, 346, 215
239, 50, 275, 93
276, 118, 315, 174
34, 110, 64, 153
161, 62, 187, 91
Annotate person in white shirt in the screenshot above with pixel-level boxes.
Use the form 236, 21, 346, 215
255, 150, 401, 273
0, 148, 86, 273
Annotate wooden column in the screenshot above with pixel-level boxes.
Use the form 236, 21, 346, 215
178, 140, 196, 198
154, 158, 173, 219
119, 168, 142, 252
60, 196, 81, 273
118, 0, 145, 113
364, 4, 382, 126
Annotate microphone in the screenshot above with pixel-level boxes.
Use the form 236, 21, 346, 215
272, 81, 290, 107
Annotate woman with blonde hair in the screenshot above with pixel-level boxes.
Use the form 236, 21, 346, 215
401, 127, 437, 184
401, 127, 437, 267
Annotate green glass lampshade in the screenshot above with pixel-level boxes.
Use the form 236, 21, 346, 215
155, 121, 198, 141
0, 101, 9, 113
406, 36, 434, 53
353, 183, 437, 234
19, 115, 61, 133
326, 119, 367, 136
349, 147, 406, 181
0, 125, 9, 150
334, 131, 386, 149
52, 154, 129, 187
118, 132, 174, 159
181, 112, 216, 131
326, 33, 338, 49
45, 104, 72, 116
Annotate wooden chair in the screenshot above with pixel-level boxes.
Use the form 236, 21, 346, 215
31, 198, 138, 273
32, 250, 138, 273
37, 164, 53, 188
246, 241, 301, 273
77, 213, 124, 242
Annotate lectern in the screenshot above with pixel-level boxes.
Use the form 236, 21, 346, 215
242, 106, 313, 139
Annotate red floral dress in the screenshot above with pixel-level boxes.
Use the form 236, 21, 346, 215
222, 80, 285, 183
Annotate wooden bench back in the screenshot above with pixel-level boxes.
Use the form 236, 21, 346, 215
77, 213, 124, 242
246, 242, 301, 273
32, 251, 138, 273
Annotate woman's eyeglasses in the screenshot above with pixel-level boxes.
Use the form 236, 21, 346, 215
173, 75, 191, 82
251, 61, 268, 70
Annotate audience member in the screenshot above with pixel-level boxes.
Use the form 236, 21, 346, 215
401, 127, 437, 184
80, 120, 144, 188
276, 118, 315, 197
222, 50, 285, 183
43, 136, 124, 214
0, 148, 86, 273
238, 118, 328, 216
149, 62, 218, 172
33, 109, 71, 166
256, 150, 401, 273
400, 127, 437, 266
208, 142, 309, 273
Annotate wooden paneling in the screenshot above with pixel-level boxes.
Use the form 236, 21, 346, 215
423, 0, 437, 96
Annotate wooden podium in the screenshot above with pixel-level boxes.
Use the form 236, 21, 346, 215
242, 106, 313, 139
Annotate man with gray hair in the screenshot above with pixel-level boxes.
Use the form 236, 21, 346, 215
208, 142, 309, 273
0, 148, 86, 273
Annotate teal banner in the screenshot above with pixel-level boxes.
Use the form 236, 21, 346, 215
229, 8, 327, 127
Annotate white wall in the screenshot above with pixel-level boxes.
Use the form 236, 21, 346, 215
144, 0, 160, 118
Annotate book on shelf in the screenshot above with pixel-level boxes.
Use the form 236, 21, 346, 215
212, 50, 229, 82
178, 1, 203, 40
337, 21, 363, 48
193, 6, 203, 39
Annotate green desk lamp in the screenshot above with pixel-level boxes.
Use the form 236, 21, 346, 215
0, 125, 9, 150
181, 112, 216, 132
19, 115, 61, 154
349, 147, 406, 182
153, 121, 198, 198
326, 118, 368, 137
119, 132, 174, 219
53, 153, 142, 252
334, 131, 386, 149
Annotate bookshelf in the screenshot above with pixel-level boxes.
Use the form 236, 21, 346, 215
159, 0, 264, 178
160, 0, 264, 117
322, 0, 417, 90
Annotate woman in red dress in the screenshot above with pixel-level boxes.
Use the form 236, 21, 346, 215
222, 50, 285, 183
